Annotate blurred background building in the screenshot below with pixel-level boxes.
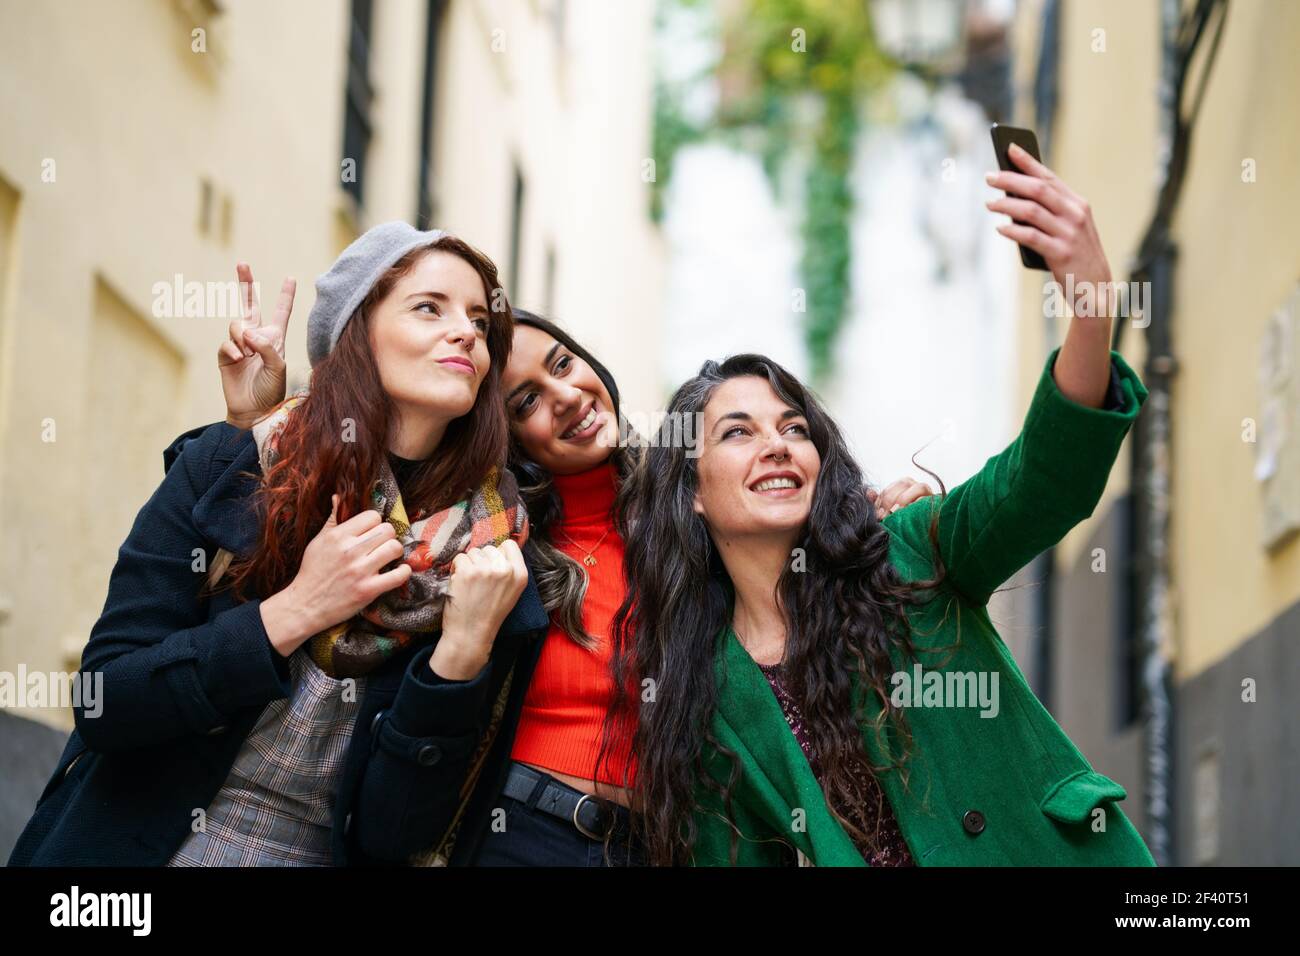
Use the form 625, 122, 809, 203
1003, 0, 1299, 867
1, 0, 1295, 866
0, 0, 662, 856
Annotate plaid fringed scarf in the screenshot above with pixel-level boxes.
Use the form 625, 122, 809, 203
252, 394, 530, 678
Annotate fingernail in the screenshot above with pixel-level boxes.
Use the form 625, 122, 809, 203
891, 503, 902, 513
985, 172, 996, 184
1009, 143, 1022, 154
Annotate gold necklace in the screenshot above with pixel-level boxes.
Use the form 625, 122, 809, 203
556, 528, 611, 566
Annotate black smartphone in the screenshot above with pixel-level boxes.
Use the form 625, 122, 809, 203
990, 123, 1049, 270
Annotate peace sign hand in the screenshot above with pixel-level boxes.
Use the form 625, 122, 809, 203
985, 143, 1115, 320
218, 262, 295, 429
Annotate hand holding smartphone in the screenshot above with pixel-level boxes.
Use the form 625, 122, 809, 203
989, 124, 1050, 271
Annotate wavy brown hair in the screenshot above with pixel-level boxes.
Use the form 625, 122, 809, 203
227, 235, 513, 601
609, 353, 950, 866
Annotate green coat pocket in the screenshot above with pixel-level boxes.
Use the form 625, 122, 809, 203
1040, 769, 1128, 824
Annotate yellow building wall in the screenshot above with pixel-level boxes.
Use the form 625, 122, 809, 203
1164, 0, 1300, 677
0, 0, 663, 729
0, 0, 357, 729
1011, 0, 1300, 680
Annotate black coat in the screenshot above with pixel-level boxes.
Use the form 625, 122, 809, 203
7, 422, 548, 866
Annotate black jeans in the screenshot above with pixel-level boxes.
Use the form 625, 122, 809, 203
472, 769, 645, 867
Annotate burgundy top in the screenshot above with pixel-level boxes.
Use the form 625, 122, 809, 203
756, 661, 915, 867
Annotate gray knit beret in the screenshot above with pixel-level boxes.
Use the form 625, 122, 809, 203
306, 221, 447, 366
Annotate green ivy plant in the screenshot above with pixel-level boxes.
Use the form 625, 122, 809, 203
652, 0, 893, 382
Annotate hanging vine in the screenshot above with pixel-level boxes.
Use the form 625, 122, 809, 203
729, 1, 890, 381
799, 86, 858, 380
651, 0, 891, 380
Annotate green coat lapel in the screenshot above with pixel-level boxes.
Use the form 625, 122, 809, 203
713, 626, 868, 866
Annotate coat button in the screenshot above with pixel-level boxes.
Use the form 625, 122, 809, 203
417, 744, 442, 766
962, 810, 986, 835
370, 710, 385, 735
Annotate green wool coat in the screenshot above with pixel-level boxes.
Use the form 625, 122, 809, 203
691, 347, 1156, 867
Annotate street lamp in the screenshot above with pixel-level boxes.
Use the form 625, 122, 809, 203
869, 0, 967, 69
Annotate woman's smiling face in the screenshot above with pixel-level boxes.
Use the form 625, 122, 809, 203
692, 374, 821, 541
503, 324, 620, 475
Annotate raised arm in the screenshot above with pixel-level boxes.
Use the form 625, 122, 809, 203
886, 347, 1145, 606
987, 140, 1118, 406
883, 145, 1147, 605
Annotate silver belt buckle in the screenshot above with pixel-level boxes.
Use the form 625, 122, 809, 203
572, 794, 605, 840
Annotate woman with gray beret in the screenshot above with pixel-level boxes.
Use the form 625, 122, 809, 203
9, 223, 546, 866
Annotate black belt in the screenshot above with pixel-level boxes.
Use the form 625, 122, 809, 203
503, 762, 626, 841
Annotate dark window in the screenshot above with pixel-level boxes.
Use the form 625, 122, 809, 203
507, 165, 525, 300
342, 0, 375, 207
416, 0, 449, 227
1116, 485, 1142, 730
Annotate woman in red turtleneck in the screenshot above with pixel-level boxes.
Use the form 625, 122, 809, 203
472, 313, 643, 865
508, 460, 635, 790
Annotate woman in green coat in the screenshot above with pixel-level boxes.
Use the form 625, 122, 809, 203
611, 146, 1156, 866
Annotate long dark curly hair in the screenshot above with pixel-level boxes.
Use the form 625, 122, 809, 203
609, 353, 950, 865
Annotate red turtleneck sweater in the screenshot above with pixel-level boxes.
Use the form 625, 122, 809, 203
510, 461, 638, 787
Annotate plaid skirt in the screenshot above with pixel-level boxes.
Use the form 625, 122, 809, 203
167, 648, 367, 866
